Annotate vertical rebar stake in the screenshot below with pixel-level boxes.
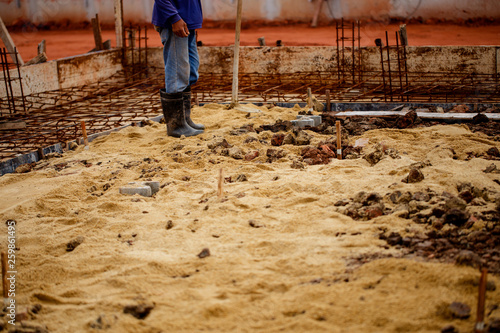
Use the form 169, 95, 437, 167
336, 120, 342, 160
385, 31, 393, 102
14, 48, 27, 113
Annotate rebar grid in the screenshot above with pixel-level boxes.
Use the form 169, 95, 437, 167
0, 70, 164, 161
0, 47, 26, 116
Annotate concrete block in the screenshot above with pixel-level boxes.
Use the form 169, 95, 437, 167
294, 115, 321, 127
291, 119, 315, 128
120, 183, 153, 197
142, 181, 160, 194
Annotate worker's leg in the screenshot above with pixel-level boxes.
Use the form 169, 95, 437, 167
187, 30, 200, 87
160, 27, 190, 93
158, 27, 202, 137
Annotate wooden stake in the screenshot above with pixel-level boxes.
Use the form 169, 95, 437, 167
81, 121, 89, 147
37, 147, 45, 160
0, 16, 24, 65
1, 252, 7, 299
311, 0, 325, 28
114, 0, 125, 48
307, 88, 313, 111
217, 168, 224, 198
475, 268, 488, 333
37, 40, 46, 55
325, 89, 331, 111
91, 14, 104, 51
231, 0, 243, 107
336, 120, 342, 160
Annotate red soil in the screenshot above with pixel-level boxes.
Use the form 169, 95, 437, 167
2, 23, 500, 62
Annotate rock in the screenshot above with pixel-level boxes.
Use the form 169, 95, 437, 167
402, 168, 425, 183
208, 138, 232, 150
283, 133, 295, 145
448, 302, 471, 319
66, 236, 85, 252
360, 204, 384, 220
487, 318, 500, 333
473, 113, 489, 124
227, 147, 245, 159
458, 190, 474, 203
236, 174, 248, 182
455, 250, 482, 268
389, 191, 403, 203
441, 324, 459, 333
89, 314, 118, 329
290, 160, 305, 169
249, 220, 264, 228
244, 150, 260, 161
487, 147, 500, 157
412, 192, 430, 202
166, 220, 174, 230
123, 302, 154, 319
271, 133, 285, 146
444, 197, 468, 211
443, 208, 470, 227
483, 163, 500, 174
244, 136, 259, 144
15, 163, 35, 174
386, 232, 403, 246
364, 150, 384, 166
266, 148, 286, 162
334, 199, 350, 207
295, 130, 312, 145
30, 304, 42, 314
395, 110, 418, 129
68, 141, 79, 150
450, 104, 470, 113
197, 248, 211, 259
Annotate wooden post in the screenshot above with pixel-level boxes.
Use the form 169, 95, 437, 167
336, 120, 342, 160
81, 121, 89, 147
0, 16, 24, 65
37, 40, 46, 55
399, 24, 408, 46
311, 0, 325, 28
307, 88, 313, 111
231, 0, 243, 107
325, 89, 331, 111
218, 168, 224, 198
114, 0, 125, 48
37, 147, 45, 160
1, 252, 7, 299
475, 269, 488, 333
91, 14, 104, 51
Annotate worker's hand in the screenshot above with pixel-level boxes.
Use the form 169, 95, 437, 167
172, 19, 189, 38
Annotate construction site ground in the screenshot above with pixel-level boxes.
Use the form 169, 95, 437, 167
6, 22, 500, 61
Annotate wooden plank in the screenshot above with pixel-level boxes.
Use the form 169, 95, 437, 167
24, 52, 47, 66
334, 111, 500, 120
114, 0, 124, 48
399, 24, 408, 46
0, 121, 27, 130
311, 0, 325, 28
91, 14, 104, 51
0, 16, 24, 65
231, 0, 243, 106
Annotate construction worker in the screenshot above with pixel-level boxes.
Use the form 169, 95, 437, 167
152, 0, 205, 137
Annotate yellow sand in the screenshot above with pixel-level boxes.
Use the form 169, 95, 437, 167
0, 103, 499, 332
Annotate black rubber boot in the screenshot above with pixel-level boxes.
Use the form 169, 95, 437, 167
160, 89, 203, 138
182, 88, 205, 130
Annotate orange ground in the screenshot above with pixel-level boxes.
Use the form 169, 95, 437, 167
3, 22, 500, 62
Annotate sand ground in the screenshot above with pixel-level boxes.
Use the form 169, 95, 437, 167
0, 103, 499, 332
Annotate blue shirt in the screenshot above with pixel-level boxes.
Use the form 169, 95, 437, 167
152, 0, 203, 30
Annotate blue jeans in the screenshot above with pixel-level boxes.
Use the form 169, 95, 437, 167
159, 27, 200, 93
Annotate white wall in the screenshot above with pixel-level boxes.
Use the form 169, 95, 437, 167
1, 0, 499, 26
